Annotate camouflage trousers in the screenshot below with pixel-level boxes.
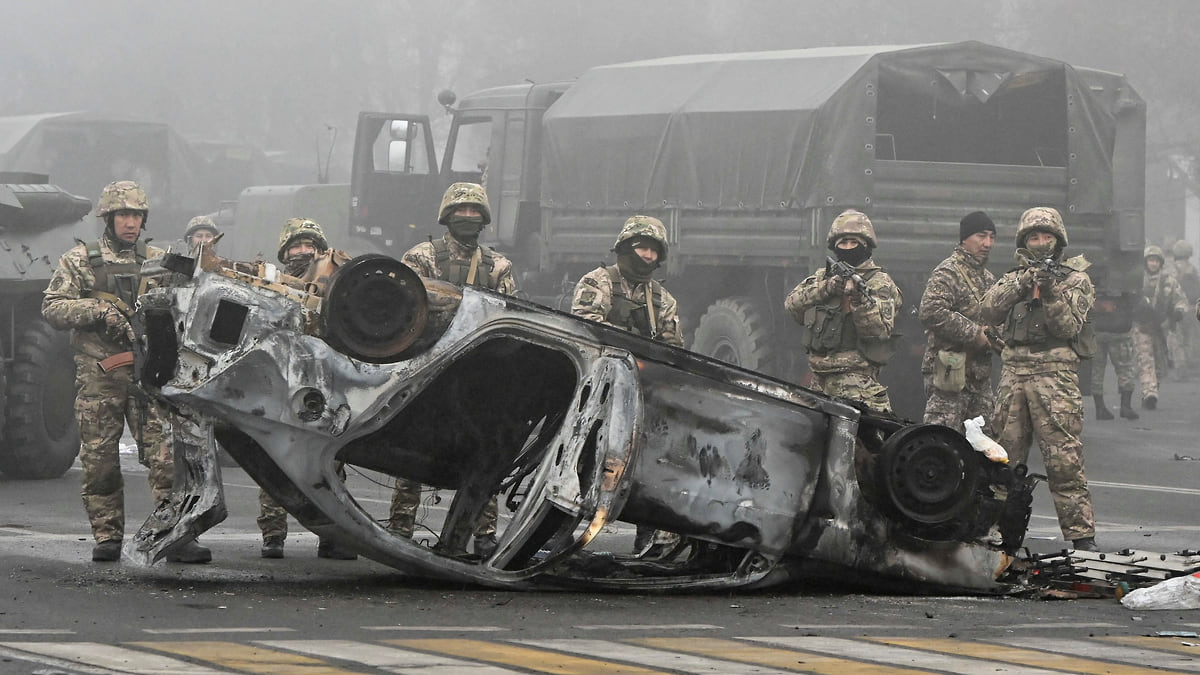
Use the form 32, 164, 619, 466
388, 477, 497, 538
921, 372, 994, 434
991, 367, 1095, 541
257, 463, 348, 541
1168, 316, 1200, 376
1089, 331, 1136, 394
74, 353, 173, 544
1132, 326, 1167, 398
810, 366, 892, 415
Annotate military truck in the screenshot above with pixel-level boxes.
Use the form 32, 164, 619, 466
0, 174, 91, 479
348, 41, 1146, 419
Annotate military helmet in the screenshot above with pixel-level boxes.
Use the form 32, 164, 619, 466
276, 218, 328, 263
826, 209, 876, 249
612, 215, 668, 261
1172, 239, 1193, 259
184, 215, 218, 240
437, 182, 492, 226
1144, 245, 1165, 262
1015, 206, 1068, 248
96, 180, 149, 218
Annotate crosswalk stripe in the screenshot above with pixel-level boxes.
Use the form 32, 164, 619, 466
631, 637, 932, 674
130, 640, 361, 674
258, 639, 522, 673
519, 638, 801, 674
385, 638, 669, 674
1, 641, 227, 674
874, 636, 1198, 674
1037, 636, 1200, 668
747, 636, 1069, 674
1103, 635, 1200, 655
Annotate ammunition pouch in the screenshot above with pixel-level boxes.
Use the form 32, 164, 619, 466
802, 303, 857, 355
1070, 320, 1098, 360
933, 350, 967, 392
859, 333, 902, 367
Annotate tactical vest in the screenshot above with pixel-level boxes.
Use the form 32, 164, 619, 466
432, 238, 497, 289
602, 265, 667, 340
1002, 298, 1071, 349
802, 271, 858, 355
83, 239, 148, 313
1090, 291, 1135, 333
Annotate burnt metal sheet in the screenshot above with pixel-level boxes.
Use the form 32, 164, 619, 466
131, 251, 1034, 593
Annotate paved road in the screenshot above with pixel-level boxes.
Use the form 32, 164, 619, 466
1, 378, 1198, 673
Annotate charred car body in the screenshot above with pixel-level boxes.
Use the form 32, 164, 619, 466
133, 248, 1034, 593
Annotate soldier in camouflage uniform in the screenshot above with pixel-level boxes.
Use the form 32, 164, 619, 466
183, 215, 219, 249
387, 183, 515, 557
1085, 264, 1142, 421
1168, 240, 1200, 377
785, 210, 902, 415
42, 181, 211, 563
258, 218, 358, 560
980, 207, 1099, 551
918, 211, 1000, 433
1132, 245, 1188, 409
571, 215, 684, 555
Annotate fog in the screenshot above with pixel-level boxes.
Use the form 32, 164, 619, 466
4, 0, 1198, 188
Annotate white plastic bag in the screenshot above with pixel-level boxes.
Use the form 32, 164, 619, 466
963, 416, 1008, 463
1121, 573, 1200, 610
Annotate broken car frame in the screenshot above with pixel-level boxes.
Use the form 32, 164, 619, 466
131, 247, 1035, 593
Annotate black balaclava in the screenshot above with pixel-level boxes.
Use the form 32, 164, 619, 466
447, 214, 485, 248
615, 238, 661, 283
834, 240, 871, 267
283, 237, 318, 276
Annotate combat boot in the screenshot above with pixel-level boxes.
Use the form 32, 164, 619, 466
1119, 390, 1139, 420
317, 538, 358, 560
92, 539, 121, 562
473, 533, 499, 558
1071, 537, 1100, 552
166, 540, 212, 564
1143, 393, 1158, 410
261, 536, 284, 559
1092, 394, 1114, 420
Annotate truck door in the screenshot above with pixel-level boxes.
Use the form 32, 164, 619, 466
349, 113, 439, 253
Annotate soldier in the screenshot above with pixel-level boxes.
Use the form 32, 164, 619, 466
258, 218, 358, 560
183, 216, 219, 249
918, 211, 1000, 433
1086, 264, 1143, 421
1168, 240, 1200, 377
571, 215, 684, 555
980, 206, 1099, 552
388, 182, 516, 557
42, 181, 211, 563
784, 209, 902, 415
1132, 245, 1188, 409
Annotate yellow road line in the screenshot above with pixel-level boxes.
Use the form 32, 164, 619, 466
131, 640, 370, 674
386, 638, 669, 674
874, 636, 1198, 675
634, 637, 935, 674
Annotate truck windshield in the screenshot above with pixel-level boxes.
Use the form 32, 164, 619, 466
447, 117, 493, 181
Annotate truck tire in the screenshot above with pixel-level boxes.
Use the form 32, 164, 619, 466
0, 320, 80, 479
691, 297, 775, 374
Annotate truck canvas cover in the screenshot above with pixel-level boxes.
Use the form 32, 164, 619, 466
541, 41, 1130, 216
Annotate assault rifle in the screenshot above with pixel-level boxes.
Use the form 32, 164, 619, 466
826, 256, 875, 306
1015, 248, 1070, 279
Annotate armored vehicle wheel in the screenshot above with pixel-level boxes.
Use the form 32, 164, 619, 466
0, 319, 79, 479
691, 297, 775, 374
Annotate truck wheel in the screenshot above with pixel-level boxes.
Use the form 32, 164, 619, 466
0, 320, 80, 479
691, 297, 775, 373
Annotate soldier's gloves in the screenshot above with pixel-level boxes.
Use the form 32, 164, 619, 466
1018, 267, 1038, 292
1035, 270, 1056, 296
973, 327, 993, 351
101, 304, 134, 344
822, 275, 844, 298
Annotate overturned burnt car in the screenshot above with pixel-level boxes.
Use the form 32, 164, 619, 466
132, 248, 1035, 592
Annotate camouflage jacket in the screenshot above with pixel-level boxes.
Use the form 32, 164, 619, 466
918, 247, 996, 378
1141, 268, 1188, 329
784, 258, 901, 373
42, 232, 165, 361
571, 266, 684, 347
402, 232, 517, 295
980, 256, 1094, 373
1173, 259, 1200, 302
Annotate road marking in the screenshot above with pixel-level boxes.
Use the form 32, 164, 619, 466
520, 638, 803, 674
142, 627, 296, 634
361, 625, 509, 632
0, 628, 75, 634
386, 638, 670, 674
1091, 480, 1200, 496
2, 641, 226, 674
260, 639, 521, 673
748, 636, 1078, 674
1102, 636, 1200, 658
634, 637, 931, 674
875, 636, 1198, 674
132, 640, 359, 673
573, 624, 721, 631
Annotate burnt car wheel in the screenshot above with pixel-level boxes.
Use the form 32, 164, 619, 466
691, 296, 775, 373
876, 423, 980, 531
0, 318, 80, 479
